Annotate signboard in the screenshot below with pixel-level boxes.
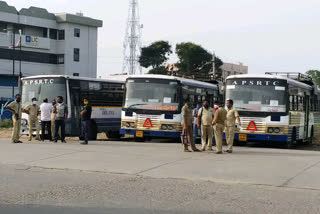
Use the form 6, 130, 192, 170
226, 79, 287, 87
22, 78, 65, 86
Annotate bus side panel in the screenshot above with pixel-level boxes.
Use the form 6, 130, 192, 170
311, 112, 320, 140
288, 111, 304, 141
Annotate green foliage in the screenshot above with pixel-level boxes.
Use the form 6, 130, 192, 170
306, 70, 320, 87
175, 42, 213, 74
0, 119, 13, 129
148, 66, 169, 75
139, 41, 172, 70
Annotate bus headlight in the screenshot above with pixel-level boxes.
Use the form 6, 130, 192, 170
167, 125, 174, 130
268, 127, 274, 133
161, 124, 168, 130
274, 127, 280, 133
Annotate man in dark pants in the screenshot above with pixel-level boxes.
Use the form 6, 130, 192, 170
40, 98, 53, 141
53, 96, 68, 143
80, 98, 92, 145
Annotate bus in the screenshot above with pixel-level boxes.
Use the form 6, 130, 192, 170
120, 75, 220, 140
225, 72, 320, 148
21, 75, 126, 140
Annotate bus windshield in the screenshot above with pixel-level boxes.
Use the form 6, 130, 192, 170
226, 79, 287, 113
22, 77, 67, 106
124, 79, 179, 111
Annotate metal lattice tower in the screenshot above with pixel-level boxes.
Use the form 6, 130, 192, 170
122, 0, 142, 75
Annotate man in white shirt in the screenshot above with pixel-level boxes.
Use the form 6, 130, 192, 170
40, 98, 53, 141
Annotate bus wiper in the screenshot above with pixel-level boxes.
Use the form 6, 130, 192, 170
127, 103, 145, 109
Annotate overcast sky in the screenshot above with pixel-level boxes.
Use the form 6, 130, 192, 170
6, 0, 320, 78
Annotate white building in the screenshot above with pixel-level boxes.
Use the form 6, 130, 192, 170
220, 62, 248, 81
0, 1, 103, 100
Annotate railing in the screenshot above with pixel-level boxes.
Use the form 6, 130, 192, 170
265, 72, 312, 82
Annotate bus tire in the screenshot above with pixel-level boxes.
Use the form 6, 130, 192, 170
88, 120, 97, 141
106, 131, 121, 139
287, 128, 296, 149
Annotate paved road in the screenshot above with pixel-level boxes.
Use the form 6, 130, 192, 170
0, 139, 320, 213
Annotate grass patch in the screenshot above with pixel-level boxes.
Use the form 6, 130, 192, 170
0, 119, 13, 129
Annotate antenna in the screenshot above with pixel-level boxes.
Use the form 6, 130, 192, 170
122, 0, 143, 75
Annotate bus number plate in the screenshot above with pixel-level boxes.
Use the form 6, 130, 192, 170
239, 134, 247, 141
136, 131, 143, 138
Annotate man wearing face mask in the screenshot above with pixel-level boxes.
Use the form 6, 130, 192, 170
213, 101, 219, 113
24, 97, 41, 141
53, 96, 68, 143
198, 100, 215, 151
80, 98, 92, 145
6, 94, 23, 143
225, 99, 241, 153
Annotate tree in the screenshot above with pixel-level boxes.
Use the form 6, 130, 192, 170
139, 41, 172, 74
148, 66, 169, 75
306, 70, 320, 86
175, 42, 213, 75
212, 56, 224, 80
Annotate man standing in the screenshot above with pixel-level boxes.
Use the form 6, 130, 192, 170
225, 99, 241, 153
40, 98, 52, 141
53, 96, 68, 143
213, 101, 219, 113
51, 99, 57, 140
24, 97, 40, 141
6, 94, 23, 143
192, 101, 202, 143
198, 100, 214, 151
212, 103, 227, 154
80, 98, 92, 145
182, 98, 200, 152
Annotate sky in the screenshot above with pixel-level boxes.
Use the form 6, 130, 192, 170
5, 0, 320, 78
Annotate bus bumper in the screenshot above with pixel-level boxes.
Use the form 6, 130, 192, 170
120, 128, 181, 138
229, 133, 288, 142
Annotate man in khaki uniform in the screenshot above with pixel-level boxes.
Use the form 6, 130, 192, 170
51, 99, 57, 140
212, 103, 227, 154
225, 99, 241, 153
198, 100, 214, 151
6, 94, 23, 143
182, 98, 200, 152
24, 97, 40, 141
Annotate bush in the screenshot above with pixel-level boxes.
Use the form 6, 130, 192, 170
0, 119, 13, 129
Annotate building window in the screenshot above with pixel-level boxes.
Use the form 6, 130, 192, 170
74, 28, 80, 37
74, 48, 80, 62
73, 73, 79, 76
49, 29, 57, 40
57, 54, 64, 64
58, 30, 65, 40
42, 28, 48, 38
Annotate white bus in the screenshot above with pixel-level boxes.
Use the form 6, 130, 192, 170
120, 75, 220, 140
225, 73, 320, 148
21, 75, 126, 139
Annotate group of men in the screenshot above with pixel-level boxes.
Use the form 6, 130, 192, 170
182, 98, 241, 154
6, 94, 92, 145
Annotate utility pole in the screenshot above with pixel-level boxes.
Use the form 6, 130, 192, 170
18, 29, 22, 92
12, 29, 15, 97
212, 51, 215, 80
122, 0, 143, 75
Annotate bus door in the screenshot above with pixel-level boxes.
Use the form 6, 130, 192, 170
304, 94, 310, 139
70, 82, 82, 136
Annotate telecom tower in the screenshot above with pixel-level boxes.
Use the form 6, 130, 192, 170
122, 0, 142, 75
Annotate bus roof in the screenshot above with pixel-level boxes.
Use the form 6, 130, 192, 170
21, 75, 127, 83
127, 74, 218, 90
226, 74, 312, 90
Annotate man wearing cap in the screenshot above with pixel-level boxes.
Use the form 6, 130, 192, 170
24, 97, 41, 141
6, 94, 23, 143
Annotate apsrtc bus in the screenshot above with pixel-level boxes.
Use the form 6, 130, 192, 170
21, 75, 126, 139
225, 73, 320, 148
120, 75, 220, 140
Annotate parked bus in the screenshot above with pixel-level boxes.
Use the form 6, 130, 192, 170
21, 75, 126, 140
225, 73, 320, 148
120, 75, 220, 140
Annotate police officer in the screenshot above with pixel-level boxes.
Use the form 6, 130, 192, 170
198, 100, 214, 151
6, 94, 23, 143
225, 99, 241, 153
24, 97, 40, 141
212, 102, 227, 154
182, 98, 200, 152
80, 98, 92, 145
